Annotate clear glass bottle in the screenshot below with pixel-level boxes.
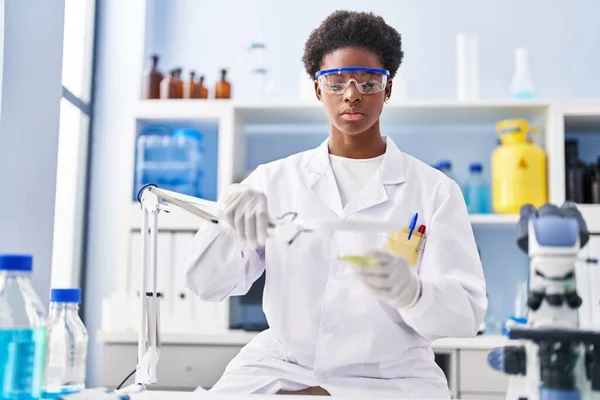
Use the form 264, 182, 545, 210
503, 281, 529, 336
43, 288, 88, 398
0, 254, 48, 400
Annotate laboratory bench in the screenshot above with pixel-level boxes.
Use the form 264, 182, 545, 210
98, 331, 514, 399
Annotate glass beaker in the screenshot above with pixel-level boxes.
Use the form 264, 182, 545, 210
512, 280, 528, 323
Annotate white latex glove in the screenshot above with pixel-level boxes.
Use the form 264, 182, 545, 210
348, 249, 422, 309
218, 184, 270, 249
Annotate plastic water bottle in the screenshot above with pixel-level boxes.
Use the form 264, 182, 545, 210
463, 162, 491, 214
435, 160, 459, 183
43, 289, 88, 398
0, 254, 48, 400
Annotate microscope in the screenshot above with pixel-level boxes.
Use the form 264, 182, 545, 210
488, 202, 600, 400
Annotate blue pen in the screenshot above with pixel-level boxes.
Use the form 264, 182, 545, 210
407, 212, 418, 240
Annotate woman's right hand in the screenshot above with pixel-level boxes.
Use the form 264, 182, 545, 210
218, 184, 269, 249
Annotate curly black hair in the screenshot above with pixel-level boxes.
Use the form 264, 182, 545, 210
302, 10, 404, 79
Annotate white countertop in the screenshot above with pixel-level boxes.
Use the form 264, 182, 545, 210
82, 390, 453, 400
128, 391, 449, 400
97, 330, 514, 351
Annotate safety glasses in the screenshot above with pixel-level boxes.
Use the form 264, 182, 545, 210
315, 67, 389, 95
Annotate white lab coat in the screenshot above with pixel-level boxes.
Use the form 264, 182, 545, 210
185, 136, 487, 398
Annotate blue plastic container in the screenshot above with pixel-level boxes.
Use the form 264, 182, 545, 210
0, 254, 48, 400
135, 127, 204, 198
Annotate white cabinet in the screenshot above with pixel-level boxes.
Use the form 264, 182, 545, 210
98, 333, 512, 395
101, 342, 242, 391
458, 350, 508, 397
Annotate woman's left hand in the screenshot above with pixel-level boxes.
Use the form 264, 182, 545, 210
348, 250, 422, 309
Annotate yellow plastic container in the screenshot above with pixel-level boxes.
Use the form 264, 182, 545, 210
492, 119, 547, 214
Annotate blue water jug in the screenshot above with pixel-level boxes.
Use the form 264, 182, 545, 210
166, 129, 204, 197
134, 127, 204, 198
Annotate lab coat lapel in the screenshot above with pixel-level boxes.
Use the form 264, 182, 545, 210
342, 137, 407, 218
303, 140, 344, 217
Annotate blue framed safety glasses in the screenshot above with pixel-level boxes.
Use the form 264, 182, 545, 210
315, 67, 390, 95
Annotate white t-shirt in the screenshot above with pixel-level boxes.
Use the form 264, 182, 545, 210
329, 153, 384, 208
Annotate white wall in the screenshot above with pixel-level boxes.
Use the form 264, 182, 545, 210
0, 0, 65, 300
146, 0, 600, 101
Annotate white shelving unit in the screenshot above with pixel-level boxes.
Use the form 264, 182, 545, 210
468, 214, 519, 226
113, 99, 600, 319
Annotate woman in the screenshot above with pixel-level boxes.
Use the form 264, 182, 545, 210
185, 10, 487, 397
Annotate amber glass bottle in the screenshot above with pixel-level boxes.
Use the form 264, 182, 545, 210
160, 69, 174, 99
186, 71, 200, 98
215, 69, 231, 99
173, 68, 184, 99
198, 75, 209, 99
141, 54, 163, 99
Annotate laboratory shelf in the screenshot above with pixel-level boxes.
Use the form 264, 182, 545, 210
235, 99, 549, 126
468, 214, 519, 226
135, 99, 233, 120
134, 99, 550, 126
97, 329, 514, 351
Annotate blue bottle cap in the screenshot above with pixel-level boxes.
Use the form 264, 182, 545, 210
0, 254, 33, 272
470, 163, 483, 173
172, 128, 203, 141
50, 288, 81, 303
435, 160, 452, 171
